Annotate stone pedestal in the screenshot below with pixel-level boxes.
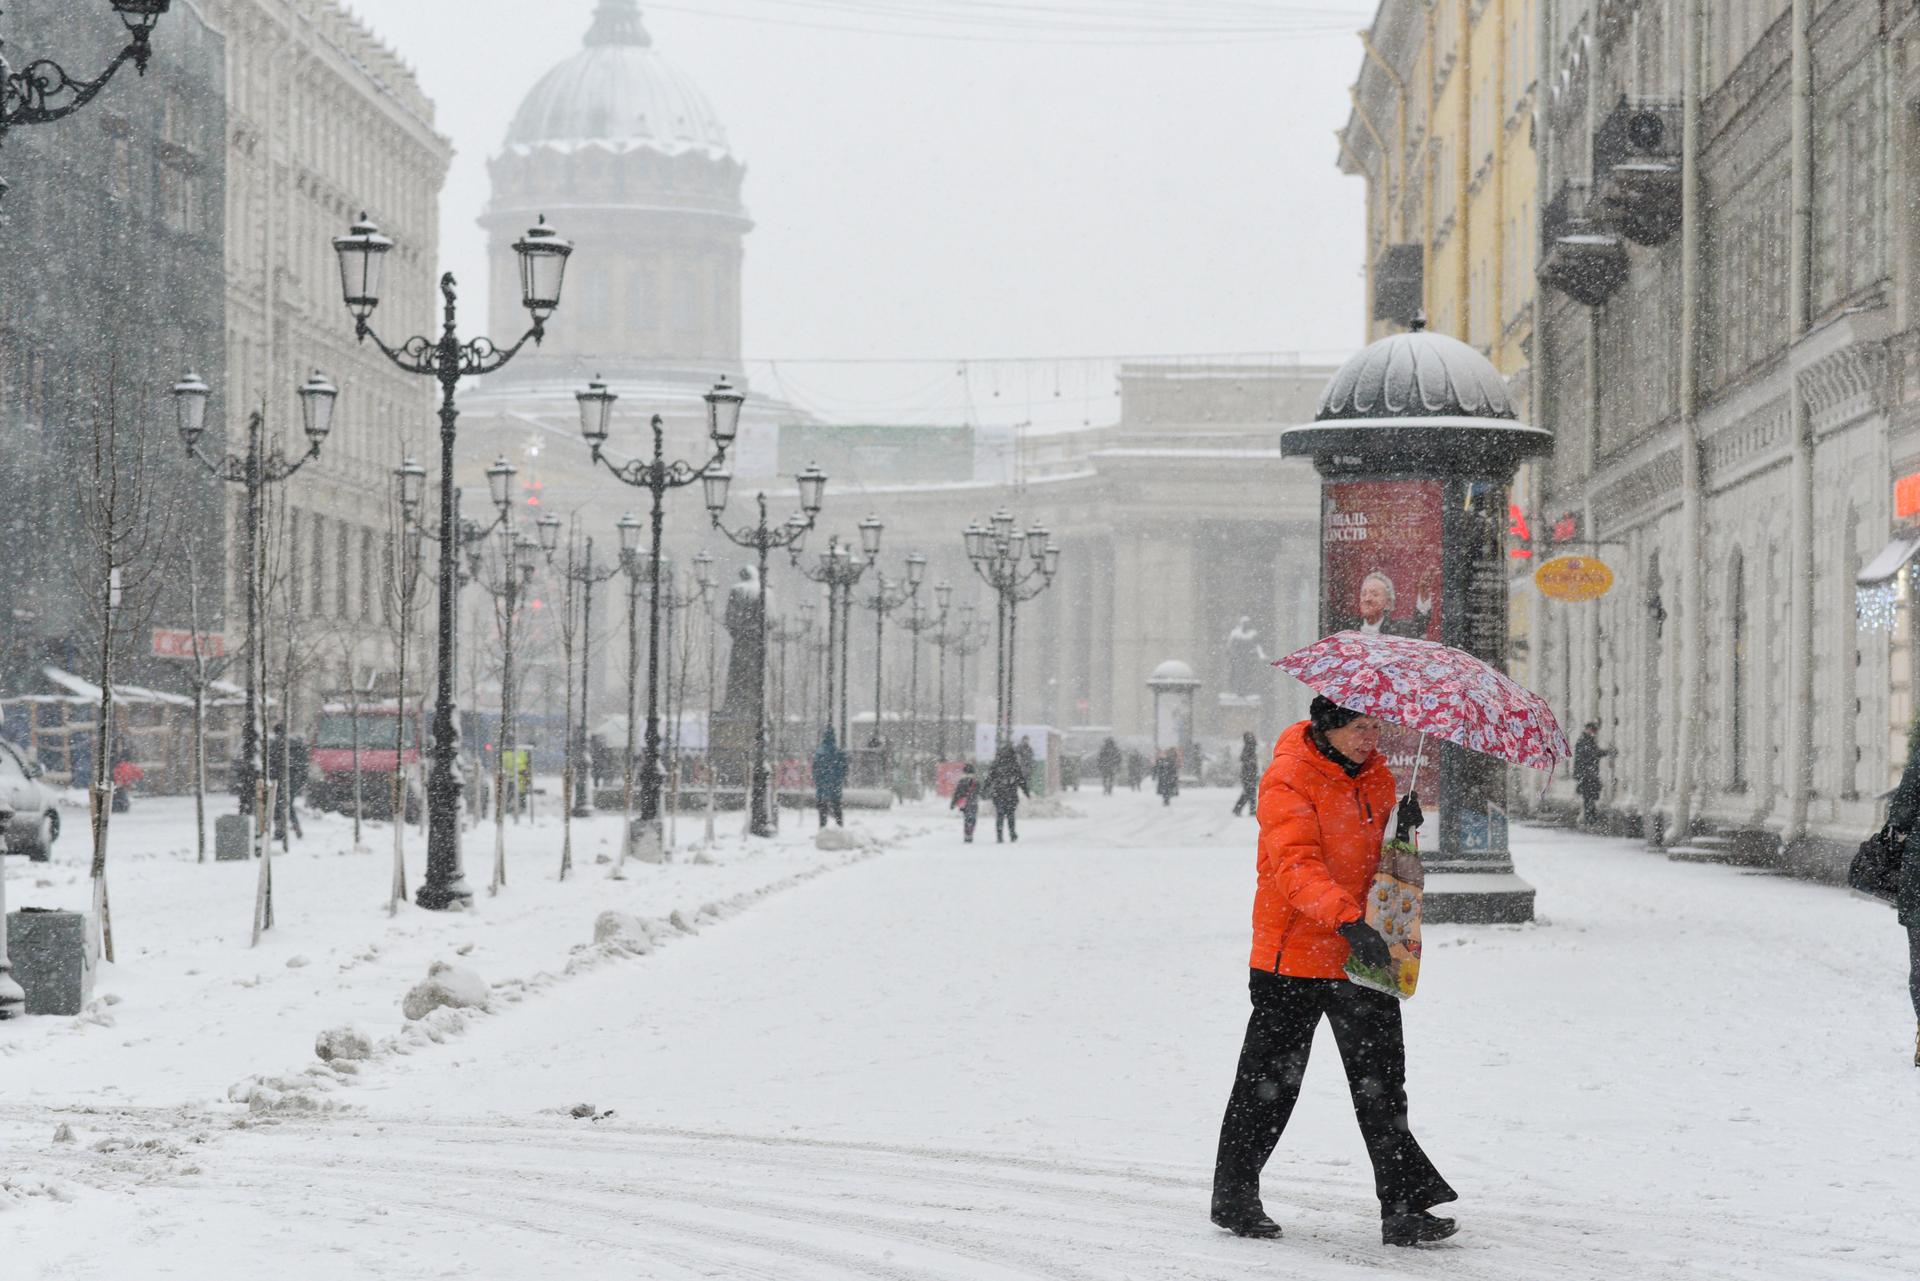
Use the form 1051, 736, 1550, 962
7, 909, 95, 1015
709, 713, 755, 789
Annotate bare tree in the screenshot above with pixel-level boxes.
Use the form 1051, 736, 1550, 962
555, 525, 582, 881
72, 363, 178, 962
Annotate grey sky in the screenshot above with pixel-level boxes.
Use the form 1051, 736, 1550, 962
349, 0, 1371, 425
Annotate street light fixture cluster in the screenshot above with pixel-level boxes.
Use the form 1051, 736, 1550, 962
578, 375, 742, 862
793, 523, 884, 746
706, 467, 828, 836
963, 509, 1060, 745
173, 368, 338, 821
336, 211, 572, 910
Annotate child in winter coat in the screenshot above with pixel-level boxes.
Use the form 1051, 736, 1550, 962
950, 762, 981, 843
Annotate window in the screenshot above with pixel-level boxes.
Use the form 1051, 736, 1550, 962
336, 522, 351, 619
361, 528, 376, 622
310, 514, 327, 616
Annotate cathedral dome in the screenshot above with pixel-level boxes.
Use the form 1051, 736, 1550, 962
504, 1, 731, 158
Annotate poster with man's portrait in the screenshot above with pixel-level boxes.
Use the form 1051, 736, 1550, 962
1321, 480, 1444, 806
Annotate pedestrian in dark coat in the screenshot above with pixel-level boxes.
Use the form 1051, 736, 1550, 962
984, 743, 1030, 843
1232, 732, 1259, 816
1212, 698, 1456, 1246
268, 723, 303, 841
1879, 723, 1920, 1066
1095, 737, 1122, 795
1125, 750, 1145, 792
950, 762, 981, 843
1571, 722, 1612, 827
1153, 748, 1180, 806
812, 728, 848, 828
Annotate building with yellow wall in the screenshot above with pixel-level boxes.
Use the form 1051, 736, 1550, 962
1339, 0, 1536, 405
1338, 0, 1540, 687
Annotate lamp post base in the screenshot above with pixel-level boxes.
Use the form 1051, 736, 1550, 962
414, 877, 474, 912
626, 818, 666, 864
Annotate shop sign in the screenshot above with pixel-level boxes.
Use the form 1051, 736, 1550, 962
1533, 555, 1614, 602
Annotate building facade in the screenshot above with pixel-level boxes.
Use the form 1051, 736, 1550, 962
0, 0, 229, 696
204, 0, 451, 720
1527, 0, 1920, 872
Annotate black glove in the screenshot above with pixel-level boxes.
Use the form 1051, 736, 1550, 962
1338, 919, 1393, 971
1393, 792, 1424, 843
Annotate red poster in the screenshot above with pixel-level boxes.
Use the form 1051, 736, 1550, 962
1323, 480, 1444, 807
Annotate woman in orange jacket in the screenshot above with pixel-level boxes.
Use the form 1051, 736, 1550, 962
1210, 696, 1457, 1247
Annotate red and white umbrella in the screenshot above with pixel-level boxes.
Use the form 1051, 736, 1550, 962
1273, 632, 1570, 773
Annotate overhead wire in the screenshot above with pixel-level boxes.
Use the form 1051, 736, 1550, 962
641, 0, 1365, 44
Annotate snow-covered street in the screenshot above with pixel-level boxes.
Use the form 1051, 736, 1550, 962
6, 787, 1919, 1279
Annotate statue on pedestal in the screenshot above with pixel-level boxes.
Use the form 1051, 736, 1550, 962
719, 566, 767, 722
1222, 617, 1268, 705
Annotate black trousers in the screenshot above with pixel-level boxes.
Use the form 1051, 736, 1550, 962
995, 805, 1018, 842
1232, 782, 1256, 815
816, 794, 843, 827
1213, 969, 1454, 1214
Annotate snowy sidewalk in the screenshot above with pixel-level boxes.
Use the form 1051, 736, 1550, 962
5, 788, 1918, 1279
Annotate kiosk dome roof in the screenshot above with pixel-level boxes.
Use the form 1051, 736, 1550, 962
1315, 323, 1515, 422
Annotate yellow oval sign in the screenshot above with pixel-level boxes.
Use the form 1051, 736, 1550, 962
1534, 555, 1614, 602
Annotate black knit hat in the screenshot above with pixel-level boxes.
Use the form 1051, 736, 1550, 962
1310, 695, 1363, 732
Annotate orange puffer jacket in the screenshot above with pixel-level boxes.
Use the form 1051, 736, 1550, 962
1248, 720, 1398, 977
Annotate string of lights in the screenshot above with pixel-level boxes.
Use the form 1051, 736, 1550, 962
642, 0, 1369, 44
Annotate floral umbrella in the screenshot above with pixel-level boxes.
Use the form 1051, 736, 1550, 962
1273, 632, 1569, 772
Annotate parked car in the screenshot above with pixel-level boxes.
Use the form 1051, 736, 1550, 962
0, 738, 62, 861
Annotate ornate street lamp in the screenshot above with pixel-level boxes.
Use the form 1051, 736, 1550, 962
176, 368, 336, 824
544, 520, 622, 818
963, 511, 1061, 746
898, 578, 950, 788
580, 378, 738, 863
859, 545, 923, 760
468, 528, 542, 894
334, 211, 570, 910
707, 463, 827, 835
0, 2, 174, 203
794, 520, 879, 745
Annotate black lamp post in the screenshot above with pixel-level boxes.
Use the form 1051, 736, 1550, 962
175, 368, 337, 821
1, 2, 173, 203
705, 466, 828, 836
859, 548, 925, 755
580, 377, 739, 861
793, 527, 877, 745
964, 510, 1060, 746
333, 211, 570, 910
543, 519, 621, 817
470, 526, 541, 893
897, 580, 950, 785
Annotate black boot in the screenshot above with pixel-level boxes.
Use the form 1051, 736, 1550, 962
1381, 1208, 1457, 1247
1210, 1202, 1282, 1239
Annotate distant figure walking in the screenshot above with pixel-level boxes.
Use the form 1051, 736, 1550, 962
1232, 732, 1260, 817
1571, 721, 1613, 828
950, 762, 981, 843
812, 728, 848, 828
1096, 737, 1122, 795
1125, 750, 1146, 792
1153, 748, 1180, 807
1876, 724, 1920, 1067
985, 743, 1030, 843
267, 723, 304, 841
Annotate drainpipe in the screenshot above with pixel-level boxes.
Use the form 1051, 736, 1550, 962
1670, 0, 1705, 842
1784, 0, 1815, 844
